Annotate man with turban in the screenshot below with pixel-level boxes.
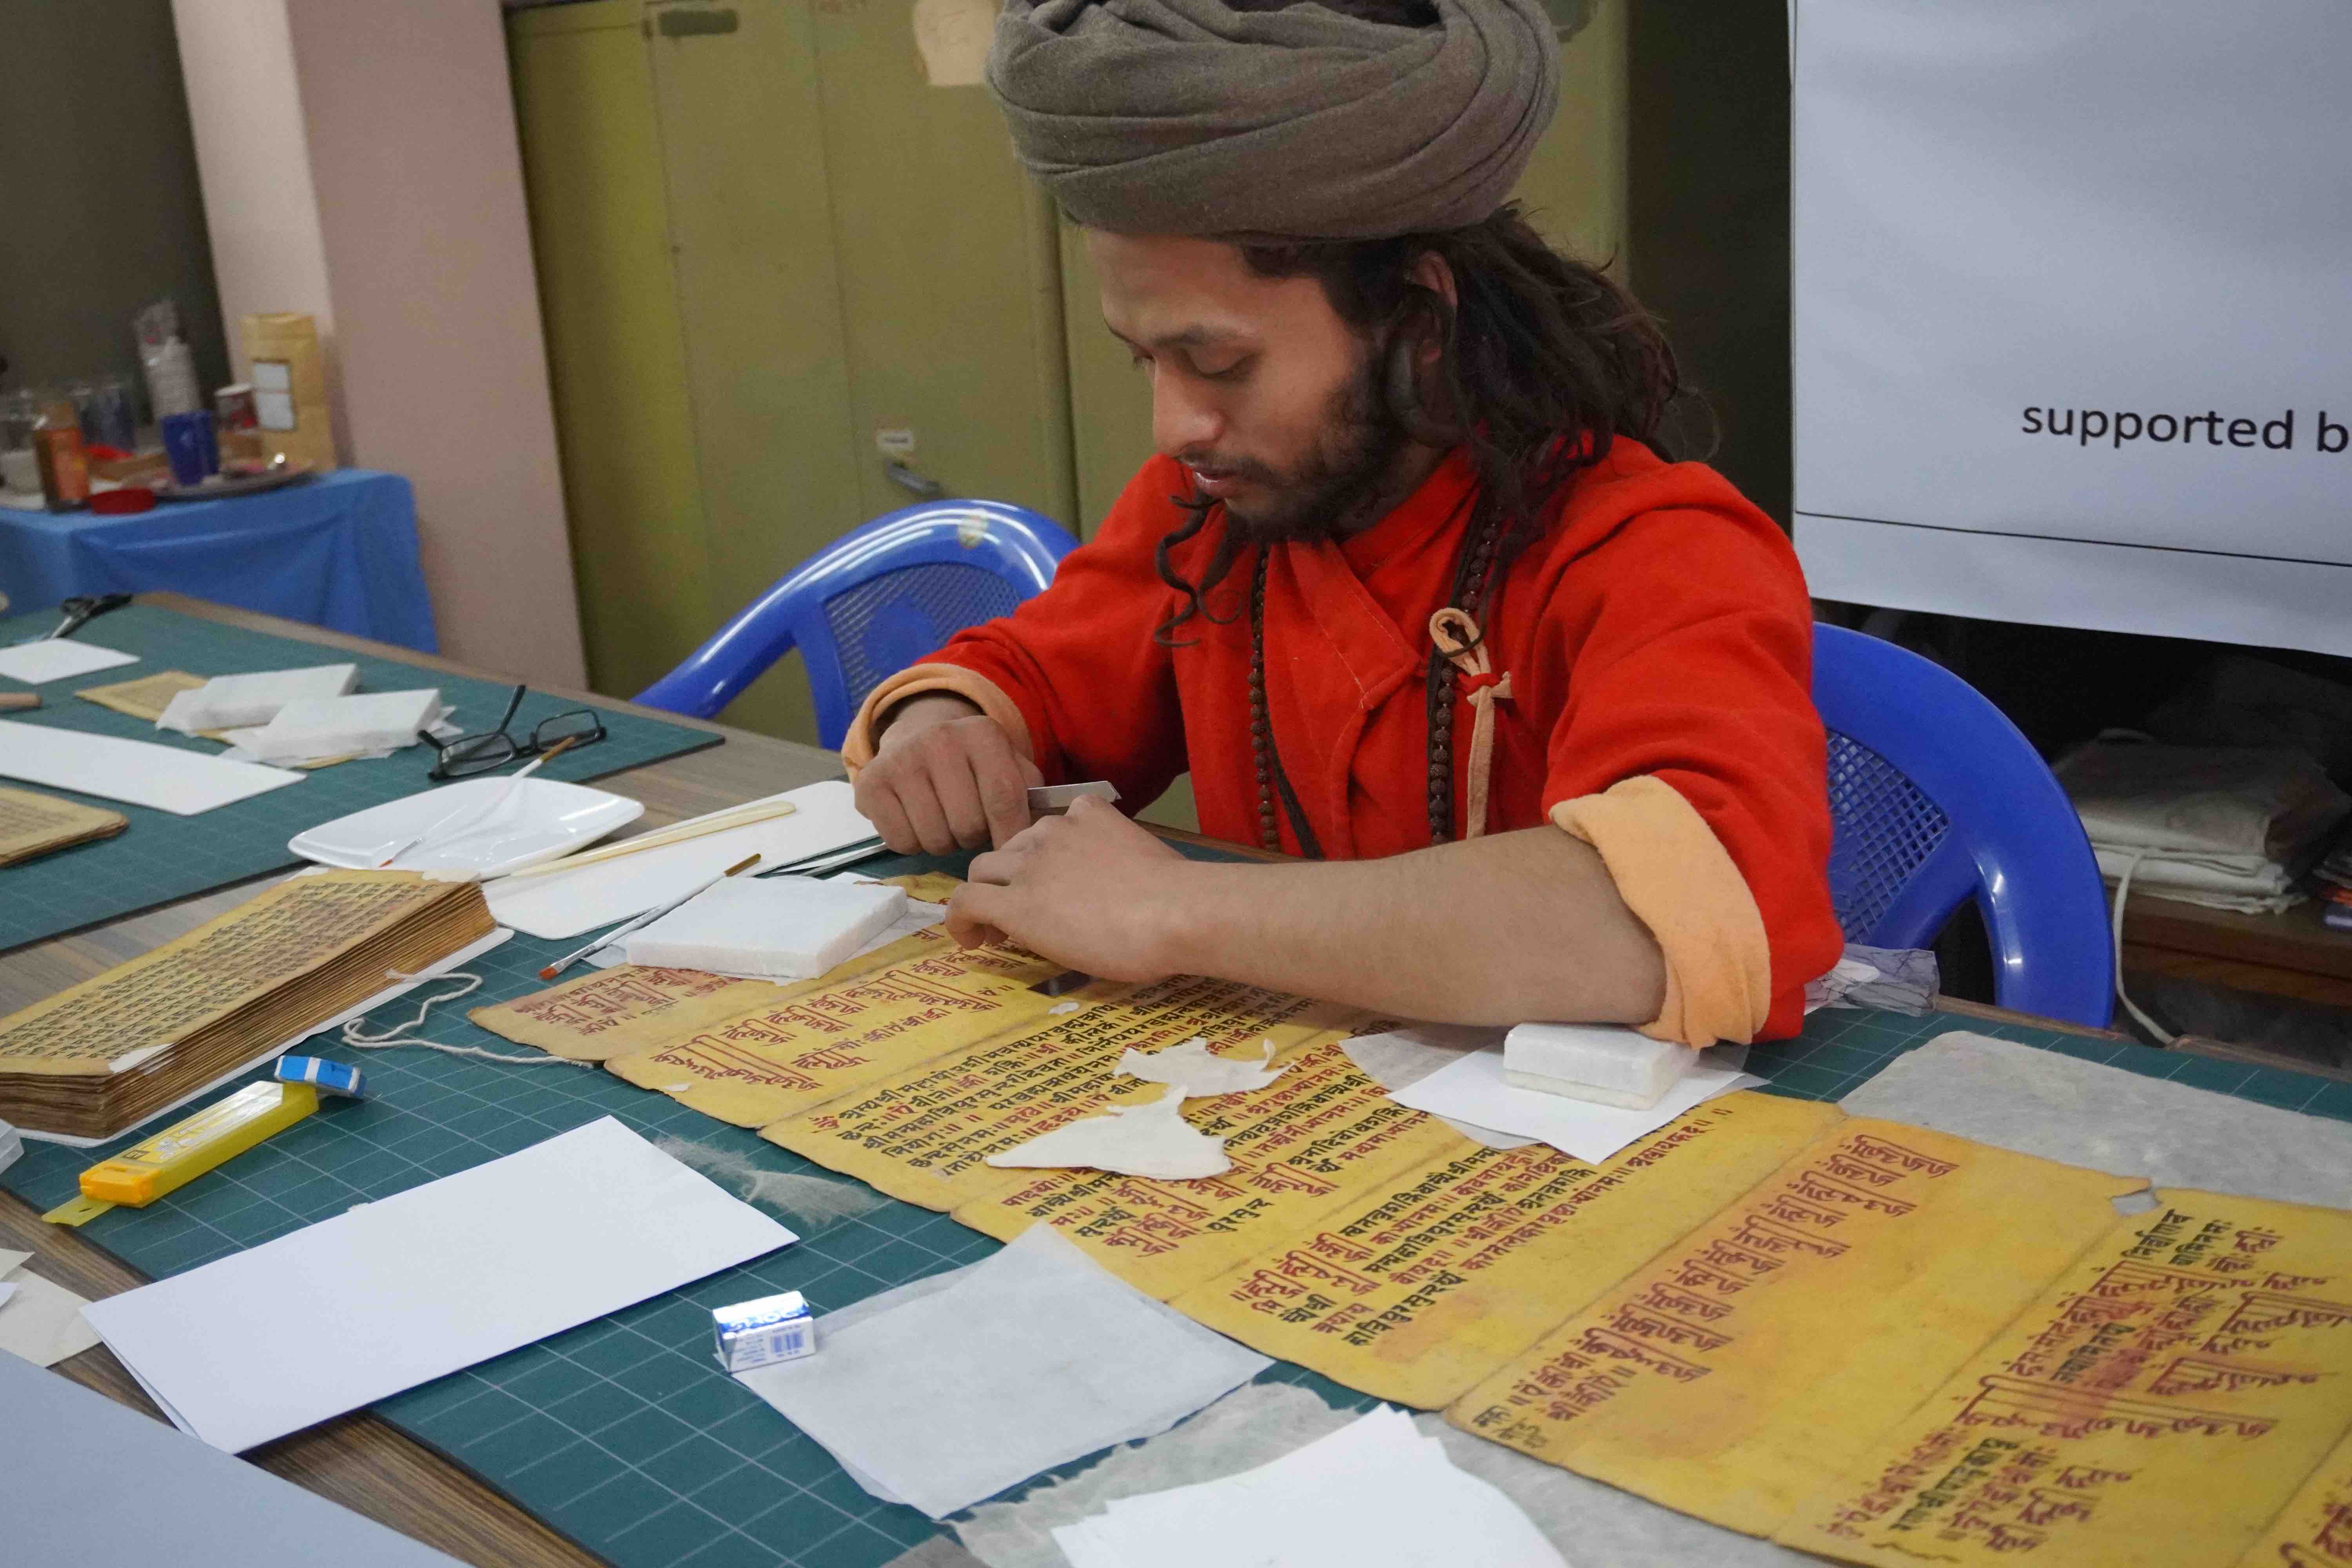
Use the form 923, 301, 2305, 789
844, 0, 1840, 1045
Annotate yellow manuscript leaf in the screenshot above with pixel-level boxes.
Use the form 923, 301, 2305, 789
473, 880, 969, 1062
760, 975, 1357, 1212
74, 669, 206, 722
1173, 1090, 1844, 1409
606, 938, 1076, 1126
469, 965, 794, 1061
1776, 1191, 2352, 1568
2237, 1422, 2352, 1568
1447, 1120, 2145, 1536
0, 785, 125, 867
957, 1036, 1466, 1300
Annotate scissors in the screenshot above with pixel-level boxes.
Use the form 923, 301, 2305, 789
14, 592, 132, 644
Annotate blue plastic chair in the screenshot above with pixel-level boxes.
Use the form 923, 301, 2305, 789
634, 499, 1079, 748
1811, 623, 2114, 1027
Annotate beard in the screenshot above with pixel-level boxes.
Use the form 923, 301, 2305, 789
1196, 351, 1409, 544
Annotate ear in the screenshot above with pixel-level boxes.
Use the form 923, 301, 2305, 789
1405, 252, 1456, 365
1408, 250, 1458, 310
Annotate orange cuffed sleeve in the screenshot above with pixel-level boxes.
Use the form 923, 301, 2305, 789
840, 665, 1034, 779
1526, 471, 1843, 1043
1551, 776, 1775, 1047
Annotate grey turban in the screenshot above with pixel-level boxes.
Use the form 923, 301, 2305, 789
986, 0, 1561, 240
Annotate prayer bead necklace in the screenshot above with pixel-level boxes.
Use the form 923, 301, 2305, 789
1247, 507, 1505, 855
1248, 550, 1321, 857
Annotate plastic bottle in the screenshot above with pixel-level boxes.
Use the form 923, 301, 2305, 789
34, 399, 91, 512
134, 299, 201, 420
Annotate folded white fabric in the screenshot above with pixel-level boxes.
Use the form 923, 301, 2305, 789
2058, 740, 2349, 914
1052, 1405, 1567, 1568
624, 876, 906, 978
737, 1225, 1270, 1519
2058, 740, 2348, 861
225, 690, 446, 765
156, 664, 359, 733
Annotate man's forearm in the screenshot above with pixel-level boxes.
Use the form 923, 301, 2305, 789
1149, 827, 1667, 1026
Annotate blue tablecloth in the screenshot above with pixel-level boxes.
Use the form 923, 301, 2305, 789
0, 469, 437, 652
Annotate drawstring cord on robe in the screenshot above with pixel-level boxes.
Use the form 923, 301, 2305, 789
1428, 607, 1511, 840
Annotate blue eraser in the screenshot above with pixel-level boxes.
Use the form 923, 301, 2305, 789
276, 1055, 367, 1098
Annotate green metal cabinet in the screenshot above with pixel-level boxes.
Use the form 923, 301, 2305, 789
511, 0, 1625, 751
510, 0, 1077, 746
509, 2, 720, 708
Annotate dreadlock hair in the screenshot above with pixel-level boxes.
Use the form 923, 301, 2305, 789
1151, 201, 1684, 844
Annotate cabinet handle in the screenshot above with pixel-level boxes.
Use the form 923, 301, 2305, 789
657, 8, 739, 37
886, 462, 946, 500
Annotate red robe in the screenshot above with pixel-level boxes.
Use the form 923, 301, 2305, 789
844, 439, 1841, 1042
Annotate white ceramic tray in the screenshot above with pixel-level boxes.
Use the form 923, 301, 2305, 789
289, 777, 642, 877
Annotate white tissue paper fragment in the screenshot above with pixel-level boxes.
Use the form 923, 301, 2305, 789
986, 1089, 1230, 1180
156, 665, 359, 733
1114, 1037, 1288, 1097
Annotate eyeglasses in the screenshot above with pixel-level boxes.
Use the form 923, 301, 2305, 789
421, 684, 607, 781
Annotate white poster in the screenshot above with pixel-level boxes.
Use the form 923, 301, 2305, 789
1791, 1, 2352, 654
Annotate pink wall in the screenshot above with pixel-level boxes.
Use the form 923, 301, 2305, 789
172, 0, 588, 688
169, 0, 346, 458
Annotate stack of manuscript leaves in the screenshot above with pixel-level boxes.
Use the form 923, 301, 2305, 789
475, 891, 2352, 1566
0, 785, 126, 867
0, 870, 492, 1137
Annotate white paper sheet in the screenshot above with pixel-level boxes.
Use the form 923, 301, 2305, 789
1388, 1043, 1759, 1165
0, 719, 306, 813
956, 1382, 1817, 1568
0, 1345, 465, 1567
81, 1117, 796, 1452
739, 1225, 1269, 1520
956, 1384, 1358, 1567
1342, 1025, 1531, 1151
1840, 1031, 2352, 1207
1051, 1406, 1565, 1568
0, 1248, 101, 1367
486, 780, 878, 938
0, 639, 138, 683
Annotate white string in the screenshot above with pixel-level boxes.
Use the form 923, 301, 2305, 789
340, 969, 595, 1067
2108, 849, 2178, 1046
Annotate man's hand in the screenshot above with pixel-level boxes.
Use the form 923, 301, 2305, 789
856, 694, 1043, 853
948, 796, 1190, 981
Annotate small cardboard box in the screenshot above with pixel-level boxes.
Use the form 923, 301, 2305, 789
240, 312, 338, 473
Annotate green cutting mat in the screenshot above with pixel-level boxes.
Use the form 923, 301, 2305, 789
0, 602, 721, 952
6, 846, 2349, 1568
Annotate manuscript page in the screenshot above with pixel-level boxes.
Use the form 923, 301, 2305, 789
956, 1036, 1469, 1299
760, 976, 1358, 1211
606, 938, 1078, 1126
74, 670, 207, 724
2233, 1422, 2352, 1568
0, 872, 470, 1076
1172, 1091, 1843, 1409
470, 874, 969, 1062
1775, 1191, 2352, 1567
0, 786, 126, 867
1446, 1120, 2145, 1535
469, 965, 792, 1060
